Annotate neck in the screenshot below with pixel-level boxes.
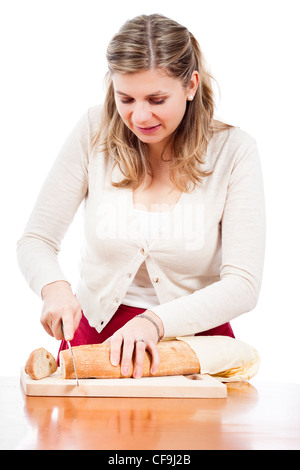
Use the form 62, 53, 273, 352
147, 141, 172, 165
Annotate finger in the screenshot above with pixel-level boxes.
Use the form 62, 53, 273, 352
61, 319, 73, 341
133, 340, 146, 379
61, 310, 78, 341
41, 319, 54, 338
146, 341, 160, 375
41, 311, 64, 340
74, 308, 82, 330
52, 316, 65, 341
65, 307, 82, 341
109, 333, 124, 367
120, 338, 135, 377
40, 309, 55, 337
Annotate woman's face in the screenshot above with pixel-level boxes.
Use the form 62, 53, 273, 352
112, 68, 199, 153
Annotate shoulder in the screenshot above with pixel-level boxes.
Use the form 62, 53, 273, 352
227, 126, 258, 152
87, 104, 102, 123
209, 125, 259, 165
86, 104, 102, 135
204, 124, 261, 178
210, 124, 257, 152
65, 105, 102, 141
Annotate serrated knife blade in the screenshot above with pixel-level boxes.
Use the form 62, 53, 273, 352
62, 323, 79, 387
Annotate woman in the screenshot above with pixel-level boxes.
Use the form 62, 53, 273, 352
17, 14, 265, 379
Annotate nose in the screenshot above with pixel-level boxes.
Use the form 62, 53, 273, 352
132, 102, 153, 125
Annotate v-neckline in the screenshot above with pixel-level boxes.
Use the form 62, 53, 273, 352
128, 189, 186, 245
130, 187, 185, 213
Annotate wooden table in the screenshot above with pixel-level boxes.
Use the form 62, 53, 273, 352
1, 376, 300, 450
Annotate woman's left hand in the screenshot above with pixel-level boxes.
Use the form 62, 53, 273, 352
105, 311, 164, 379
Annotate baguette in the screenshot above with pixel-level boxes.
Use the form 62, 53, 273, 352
59, 340, 200, 379
25, 347, 58, 380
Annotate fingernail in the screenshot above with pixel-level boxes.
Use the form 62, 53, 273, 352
122, 366, 129, 375
111, 356, 118, 366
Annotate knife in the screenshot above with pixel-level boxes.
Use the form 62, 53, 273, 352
62, 323, 79, 387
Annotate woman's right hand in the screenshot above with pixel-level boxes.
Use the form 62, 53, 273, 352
40, 280, 82, 341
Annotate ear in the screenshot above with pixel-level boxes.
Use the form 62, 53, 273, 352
187, 71, 200, 100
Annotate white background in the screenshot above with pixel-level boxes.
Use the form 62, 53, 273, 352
1, 0, 299, 383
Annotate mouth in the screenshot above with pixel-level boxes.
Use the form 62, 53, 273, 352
135, 124, 161, 135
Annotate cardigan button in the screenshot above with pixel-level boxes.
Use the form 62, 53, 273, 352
140, 248, 148, 255
152, 276, 159, 283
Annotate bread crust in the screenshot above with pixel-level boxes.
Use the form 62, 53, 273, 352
59, 340, 200, 379
25, 347, 58, 380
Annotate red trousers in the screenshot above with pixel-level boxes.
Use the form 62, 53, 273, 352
57, 304, 234, 364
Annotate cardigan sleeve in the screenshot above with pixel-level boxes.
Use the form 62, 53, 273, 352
16, 112, 89, 297
151, 139, 266, 338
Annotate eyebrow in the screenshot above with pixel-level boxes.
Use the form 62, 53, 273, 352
115, 90, 168, 98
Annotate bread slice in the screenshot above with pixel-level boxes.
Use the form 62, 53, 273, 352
60, 340, 200, 379
25, 348, 58, 380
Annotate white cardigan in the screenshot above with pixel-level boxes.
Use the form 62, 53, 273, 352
17, 105, 265, 338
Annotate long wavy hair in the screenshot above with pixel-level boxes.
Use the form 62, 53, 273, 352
92, 14, 231, 192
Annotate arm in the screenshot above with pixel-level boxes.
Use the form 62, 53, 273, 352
17, 112, 90, 339
151, 139, 266, 337
107, 137, 265, 376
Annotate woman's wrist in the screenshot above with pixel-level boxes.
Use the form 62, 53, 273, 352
137, 310, 164, 341
41, 280, 72, 300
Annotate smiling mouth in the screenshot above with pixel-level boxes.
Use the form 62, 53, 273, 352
136, 124, 161, 133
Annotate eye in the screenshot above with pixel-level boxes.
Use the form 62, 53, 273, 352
150, 99, 166, 105
120, 98, 134, 104
119, 97, 166, 105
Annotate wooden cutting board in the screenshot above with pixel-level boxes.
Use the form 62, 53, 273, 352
20, 368, 227, 398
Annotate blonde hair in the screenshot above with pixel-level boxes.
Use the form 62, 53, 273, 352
92, 13, 231, 192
